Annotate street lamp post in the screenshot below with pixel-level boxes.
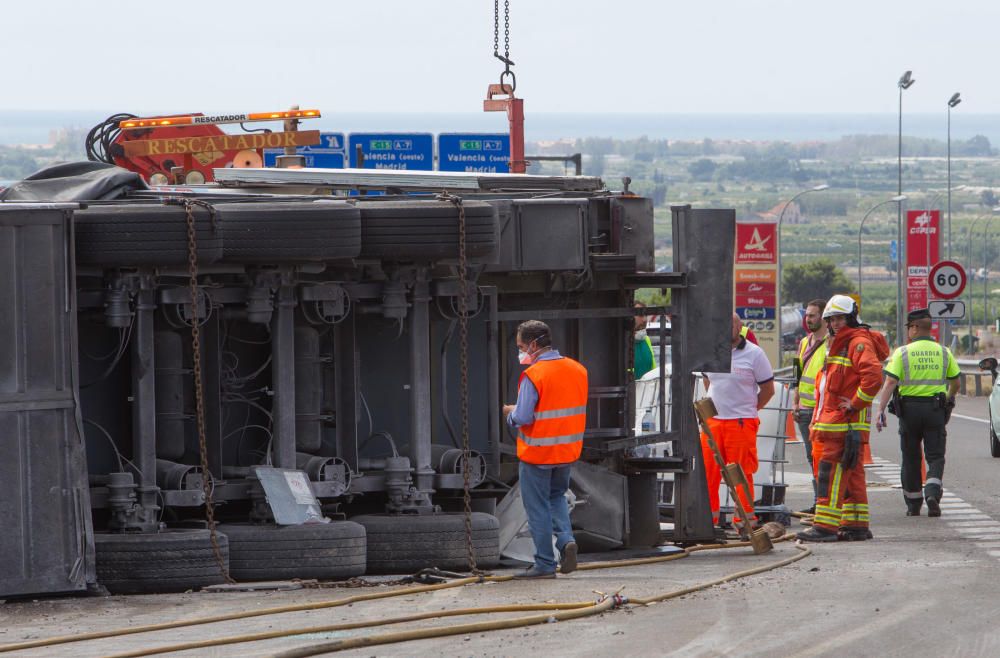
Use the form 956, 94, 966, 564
897, 70, 915, 344
857, 195, 907, 302
941, 93, 963, 363
777, 183, 829, 363
948, 93, 962, 259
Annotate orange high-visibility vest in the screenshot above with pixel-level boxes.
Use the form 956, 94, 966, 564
516, 357, 589, 465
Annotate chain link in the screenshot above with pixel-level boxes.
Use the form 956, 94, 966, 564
492, 0, 515, 92
493, 0, 500, 57
437, 191, 478, 574
182, 200, 234, 585
504, 0, 510, 60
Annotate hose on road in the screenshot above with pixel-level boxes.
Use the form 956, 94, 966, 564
2, 533, 810, 657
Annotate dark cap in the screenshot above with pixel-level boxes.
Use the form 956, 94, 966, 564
907, 308, 931, 323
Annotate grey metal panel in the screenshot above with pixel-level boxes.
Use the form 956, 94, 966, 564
213, 167, 604, 192
611, 196, 655, 272
513, 199, 587, 271
0, 205, 95, 598
669, 205, 735, 543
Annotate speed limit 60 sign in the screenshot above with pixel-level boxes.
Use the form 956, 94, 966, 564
929, 260, 967, 299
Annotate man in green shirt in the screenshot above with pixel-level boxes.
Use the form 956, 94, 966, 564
633, 302, 657, 379
875, 308, 961, 517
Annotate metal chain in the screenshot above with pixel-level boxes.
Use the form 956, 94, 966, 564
504, 0, 510, 60
183, 200, 234, 584
493, 0, 500, 57
437, 191, 478, 574
492, 0, 516, 92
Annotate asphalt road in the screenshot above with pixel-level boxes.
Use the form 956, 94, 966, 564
869, 395, 999, 518
5, 397, 1000, 657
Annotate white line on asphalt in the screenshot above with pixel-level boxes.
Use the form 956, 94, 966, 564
951, 413, 989, 424
988, 550, 1000, 558
943, 515, 992, 520
946, 521, 1000, 527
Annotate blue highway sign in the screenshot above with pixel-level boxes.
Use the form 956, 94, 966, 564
348, 133, 433, 170
263, 132, 346, 169
438, 133, 510, 173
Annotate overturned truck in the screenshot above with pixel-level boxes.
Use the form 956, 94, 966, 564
0, 165, 734, 597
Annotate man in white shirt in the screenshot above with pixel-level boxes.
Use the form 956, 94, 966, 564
700, 313, 776, 527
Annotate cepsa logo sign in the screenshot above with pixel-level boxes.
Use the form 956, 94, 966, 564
735, 223, 777, 264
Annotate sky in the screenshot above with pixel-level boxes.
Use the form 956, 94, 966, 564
2, 0, 999, 116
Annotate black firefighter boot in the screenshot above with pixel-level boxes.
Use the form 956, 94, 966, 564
906, 499, 922, 516
838, 527, 874, 541
797, 526, 839, 542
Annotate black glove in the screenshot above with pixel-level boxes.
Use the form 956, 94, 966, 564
842, 429, 861, 469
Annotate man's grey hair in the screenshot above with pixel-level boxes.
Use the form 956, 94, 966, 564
517, 320, 552, 347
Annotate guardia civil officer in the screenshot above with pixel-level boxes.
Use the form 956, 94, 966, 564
875, 308, 960, 517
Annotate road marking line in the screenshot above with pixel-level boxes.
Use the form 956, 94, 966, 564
988, 550, 1000, 558
951, 413, 989, 424
944, 515, 992, 521
947, 521, 1000, 528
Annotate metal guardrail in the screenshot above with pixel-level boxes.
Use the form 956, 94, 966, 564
957, 359, 994, 396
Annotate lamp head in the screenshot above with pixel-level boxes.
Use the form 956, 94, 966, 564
898, 70, 914, 90
892, 195, 907, 202
949, 93, 962, 108
811, 184, 830, 192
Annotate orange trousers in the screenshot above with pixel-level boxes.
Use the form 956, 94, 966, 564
700, 417, 759, 523
810, 429, 869, 531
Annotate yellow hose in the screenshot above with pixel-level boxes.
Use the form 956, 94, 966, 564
0, 577, 484, 654
0, 533, 808, 656
270, 543, 812, 658
271, 598, 618, 658
103, 602, 596, 658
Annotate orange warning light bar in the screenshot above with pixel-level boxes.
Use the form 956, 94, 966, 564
119, 109, 321, 130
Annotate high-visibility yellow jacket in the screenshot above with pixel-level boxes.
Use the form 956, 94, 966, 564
796, 335, 828, 409
883, 337, 960, 397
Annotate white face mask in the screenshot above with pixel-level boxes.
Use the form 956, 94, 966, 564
518, 341, 540, 365
635, 329, 647, 341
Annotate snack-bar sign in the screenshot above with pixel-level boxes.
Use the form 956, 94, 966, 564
735, 223, 777, 264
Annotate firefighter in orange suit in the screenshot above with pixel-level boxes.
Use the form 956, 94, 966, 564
799, 295, 888, 542
503, 320, 588, 578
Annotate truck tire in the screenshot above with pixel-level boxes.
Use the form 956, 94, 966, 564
218, 201, 362, 263
74, 204, 223, 266
357, 201, 498, 260
95, 529, 230, 594
216, 522, 366, 581
352, 512, 499, 574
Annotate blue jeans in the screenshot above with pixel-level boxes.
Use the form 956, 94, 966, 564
519, 462, 575, 572
795, 409, 817, 499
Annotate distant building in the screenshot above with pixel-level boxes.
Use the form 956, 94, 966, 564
756, 200, 803, 224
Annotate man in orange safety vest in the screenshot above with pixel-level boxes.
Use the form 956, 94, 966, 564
503, 320, 589, 578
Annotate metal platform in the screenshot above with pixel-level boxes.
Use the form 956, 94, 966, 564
213, 167, 605, 192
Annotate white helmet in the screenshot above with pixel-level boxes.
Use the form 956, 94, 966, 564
822, 294, 856, 319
